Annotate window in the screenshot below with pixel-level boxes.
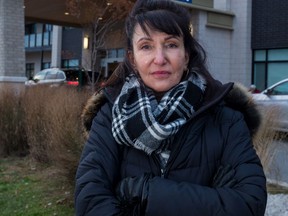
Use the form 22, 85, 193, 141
253, 48, 288, 91
25, 23, 52, 48
43, 24, 53, 32
46, 71, 58, 80
271, 81, 288, 95
108, 49, 117, 58
56, 72, 65, 79
42, 62, 51, 69
118, 48, 125, 58
25, 24, 36, 35
107, 48, 125, 59
34, 71, 46, 80
26, 63, 35, 79
62, 59, 80, 68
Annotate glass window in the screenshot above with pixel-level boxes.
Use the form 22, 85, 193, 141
108, 49, 117, 58
268, 49, 288, 61
24, 35, 29, 48
29, 34, 36, 47
46, 71, 58, 80
267, 63, 288, 86
43, 24, 53, 32
62, 60, 68, 68
34, 71, 47, 80
43, 32, 50, 46
270, 81, 288, 95
26, 63, 35, 79
253, 48, 288, 90
36, 33, 42, 47
25, 24, 36, 35
69, 59, 79, 67
57, 72, 65, 79
61, 59, 79, 68
253, 63, 266, 91
42, 62, 51, 69
254, 50, 266, 61
117, 48, 125, 58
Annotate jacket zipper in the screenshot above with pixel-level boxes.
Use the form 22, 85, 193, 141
152, 153, 166, 178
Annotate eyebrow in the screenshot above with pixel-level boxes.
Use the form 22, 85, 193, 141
136, 35, 180, 44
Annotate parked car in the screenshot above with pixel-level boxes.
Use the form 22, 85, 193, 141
25, 67, 95, 88
252, 78, 288, 133
25, 68, 66, 87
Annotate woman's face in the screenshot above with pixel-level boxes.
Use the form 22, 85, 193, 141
130, 24, 189, 93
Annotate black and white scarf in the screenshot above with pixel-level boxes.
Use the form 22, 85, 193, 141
112, 73, 206, 155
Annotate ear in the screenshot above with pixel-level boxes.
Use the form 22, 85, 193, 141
184, 51, 189, 66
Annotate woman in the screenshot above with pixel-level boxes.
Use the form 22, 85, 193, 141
75, 0, 267, 215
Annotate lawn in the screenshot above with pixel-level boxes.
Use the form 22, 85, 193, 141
0, 157, 74, 216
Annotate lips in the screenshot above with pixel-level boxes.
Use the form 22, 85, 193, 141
151, 71, 171, 78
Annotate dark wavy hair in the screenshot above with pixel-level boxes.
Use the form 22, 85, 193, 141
104, 0, 214, 93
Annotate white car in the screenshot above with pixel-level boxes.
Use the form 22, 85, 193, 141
252, 78, 288, 133
25, 68, 66, 86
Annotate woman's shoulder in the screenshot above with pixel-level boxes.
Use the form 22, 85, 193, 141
81, 91, 111, 138
223, 83, 262, 136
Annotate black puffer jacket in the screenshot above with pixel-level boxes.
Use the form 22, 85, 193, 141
75, 82, 267, 216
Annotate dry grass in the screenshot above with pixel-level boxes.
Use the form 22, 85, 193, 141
0, 85, 90, 184
0, 86, 28, 157
253, 106, 286, 173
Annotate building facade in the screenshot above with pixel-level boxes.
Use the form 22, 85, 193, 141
252, 0, 288, 91
0, 0, 287, 89
25, 23, 83, 79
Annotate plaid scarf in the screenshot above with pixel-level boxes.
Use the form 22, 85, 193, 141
112, 73, 206, 155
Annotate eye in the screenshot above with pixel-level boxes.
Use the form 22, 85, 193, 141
166, 43, 178, 48
140, 44, 152, 50
165, 40, 180, 49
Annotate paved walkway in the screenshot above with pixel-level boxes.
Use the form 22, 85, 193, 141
266, 140, 288, 187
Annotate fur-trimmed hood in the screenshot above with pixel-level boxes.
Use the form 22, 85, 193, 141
81, 82, 262, 139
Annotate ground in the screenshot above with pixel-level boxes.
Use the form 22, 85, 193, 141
0, 157, 74, 216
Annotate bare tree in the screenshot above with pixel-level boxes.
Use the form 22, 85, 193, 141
66, 0, 133, 92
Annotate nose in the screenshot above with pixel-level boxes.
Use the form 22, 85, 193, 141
153, 47, 167, 65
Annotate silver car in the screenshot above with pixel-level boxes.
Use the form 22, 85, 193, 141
25, 68, 66, 87
252, 78, 288, 133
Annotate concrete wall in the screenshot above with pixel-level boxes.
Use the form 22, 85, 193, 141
229, 0, 252, 85
0, 0, 26, 83
26, 51, 51, 74
191, 0, 252, 86
193, 10, 233, 84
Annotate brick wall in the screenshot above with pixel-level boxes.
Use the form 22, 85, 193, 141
252, 0, 288, 49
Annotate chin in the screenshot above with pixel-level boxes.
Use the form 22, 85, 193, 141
151, 86, 174, 93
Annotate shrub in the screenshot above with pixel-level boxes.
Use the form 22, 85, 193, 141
253, 106, 286, 173
43, 86, 89, 180
0, 85, 90, 184
22, 85, 90, 182
0, 85, 28, 157
22, 86, 53, 163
